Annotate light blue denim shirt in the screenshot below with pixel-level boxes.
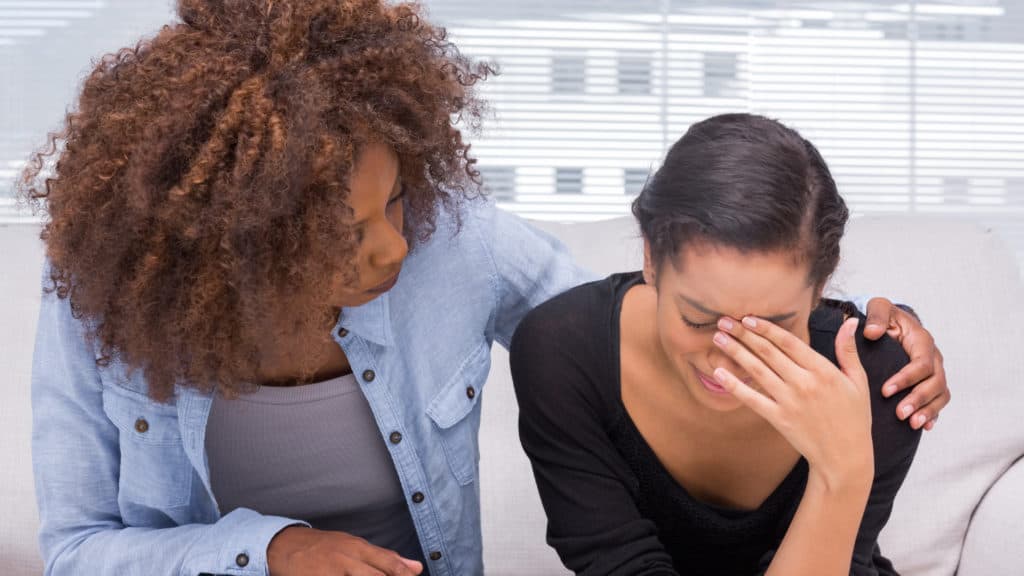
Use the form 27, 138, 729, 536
31, 201, 594, 576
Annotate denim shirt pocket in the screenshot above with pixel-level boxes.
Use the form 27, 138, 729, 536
425, 343, 491, 486
101, 384, 194, 509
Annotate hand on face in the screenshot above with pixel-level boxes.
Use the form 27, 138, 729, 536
710, 315, 874, 490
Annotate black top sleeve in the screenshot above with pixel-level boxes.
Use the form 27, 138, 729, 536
510, 280, 679, 576
850, 318, 923, 575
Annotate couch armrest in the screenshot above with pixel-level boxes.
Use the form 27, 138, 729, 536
956, 456, 1024, 575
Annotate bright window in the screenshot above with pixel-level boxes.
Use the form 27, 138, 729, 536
2, 1, 1022, 272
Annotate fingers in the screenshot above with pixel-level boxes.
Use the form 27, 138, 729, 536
863, 297, 894, 340
885, 335, 948, 431
717, 316, 821, 378
351, 543, 422, 576
712, 330, 786, 399
713, 367, 778, 422
908, 386, 950, 431
882, 318, 937, 397
895, 372, 950, 430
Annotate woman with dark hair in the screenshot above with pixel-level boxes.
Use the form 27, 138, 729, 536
21, 1, 947, 574
512, 114, 928, 575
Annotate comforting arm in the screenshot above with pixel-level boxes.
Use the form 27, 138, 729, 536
473, 203, 596, 349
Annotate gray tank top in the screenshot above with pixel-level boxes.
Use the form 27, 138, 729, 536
205, 374, 424, 564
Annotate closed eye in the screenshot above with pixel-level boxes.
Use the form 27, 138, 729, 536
388, 185, 406, 206
683, 317, 716, 330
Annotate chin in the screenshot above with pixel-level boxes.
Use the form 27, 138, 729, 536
331, 291, 378, 309
696, 393, 745, 413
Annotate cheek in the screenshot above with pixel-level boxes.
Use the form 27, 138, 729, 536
656, 308, 709, 358
388, 201, 405, 230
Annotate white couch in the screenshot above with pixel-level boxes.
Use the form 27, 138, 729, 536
2, 213, 1023, 575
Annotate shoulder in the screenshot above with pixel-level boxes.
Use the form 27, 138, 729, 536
510, 273, 632, 409
810, 300, 921, 467
512, 273, 626, 350
810, 299, 911, 388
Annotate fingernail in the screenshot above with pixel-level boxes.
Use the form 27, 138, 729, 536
713, 332, 728, 346
884, 384, 897, 396
900, 404, 914, 418
718, 317, 734, 331
914, 414, 927, 428
714, 368, 728, 382
742, 316, 757, 329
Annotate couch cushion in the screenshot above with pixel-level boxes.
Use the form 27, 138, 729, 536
0, 224, 45, 576
956, 457, 1024, 576
833, 215, 1024, 575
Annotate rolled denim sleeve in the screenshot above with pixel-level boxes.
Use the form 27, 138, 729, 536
472, 203, 596, 349
31, 279, 307, 576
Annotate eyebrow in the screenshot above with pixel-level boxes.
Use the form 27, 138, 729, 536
677, 293, 798, 324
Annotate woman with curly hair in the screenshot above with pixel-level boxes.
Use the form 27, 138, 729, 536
20, 1, 949, 575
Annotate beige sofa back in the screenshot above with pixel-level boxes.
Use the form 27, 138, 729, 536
3, 213, 1023, 575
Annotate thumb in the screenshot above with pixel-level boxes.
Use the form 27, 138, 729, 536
863, 297, 891, 340
835, 317, 867, 383
401, 558, 424, 574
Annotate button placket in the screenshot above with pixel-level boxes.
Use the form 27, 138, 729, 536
345, 336, 448, 572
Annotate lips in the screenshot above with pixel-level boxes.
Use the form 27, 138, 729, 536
368, 271, 400, 294
693, 365, 753, 396
697, 371, 730, 395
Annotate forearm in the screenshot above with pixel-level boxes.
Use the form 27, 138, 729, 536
42, 508, 304, 576
766, 470, 872, 576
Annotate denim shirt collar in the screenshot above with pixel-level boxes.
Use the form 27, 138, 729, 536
336, 291, 394, 347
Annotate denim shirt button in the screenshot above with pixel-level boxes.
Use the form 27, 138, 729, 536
337, 327, 349, 338
134, 418, 149, 433
465, 386, 476, 399
412, 491, 425, 504
429, 551, 442, 561
235, 553, 249, 567
389, 431, 403, 444
362, 370, 376, 383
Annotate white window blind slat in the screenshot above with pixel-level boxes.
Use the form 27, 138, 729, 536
2, 0, 1022, 273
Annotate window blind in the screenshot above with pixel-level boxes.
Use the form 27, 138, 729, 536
424, 0, 1024, 269
2, 1, 1022, 271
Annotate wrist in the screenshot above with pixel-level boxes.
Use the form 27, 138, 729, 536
268, 525, 310, 574
808, 457, 873, 498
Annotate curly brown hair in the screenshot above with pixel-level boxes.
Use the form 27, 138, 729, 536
19, 0, 492, 401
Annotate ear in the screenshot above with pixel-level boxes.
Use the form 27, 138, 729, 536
643, 238, 656, 286
811, 283, 826, 310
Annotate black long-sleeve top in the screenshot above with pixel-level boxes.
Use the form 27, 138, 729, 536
510, 272, 921, 576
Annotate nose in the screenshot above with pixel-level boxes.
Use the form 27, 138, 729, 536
370, 219, 408, 271
708, 346, 751, 383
